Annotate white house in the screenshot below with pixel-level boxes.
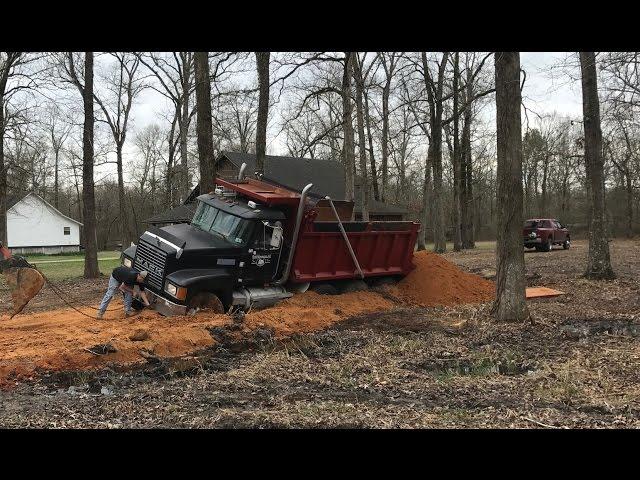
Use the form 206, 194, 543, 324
7, 193, 83, 255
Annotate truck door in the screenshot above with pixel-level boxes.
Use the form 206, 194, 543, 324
543, 220, 555, 242
243, 221, 284, 286
553, 220, 565, 242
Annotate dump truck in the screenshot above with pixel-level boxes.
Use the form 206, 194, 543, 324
122, 166, 420, 315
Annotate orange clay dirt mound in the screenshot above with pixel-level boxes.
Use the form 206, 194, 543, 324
390, 250, 495, 307
0, 252, 494, 387
0, 291, 394, 387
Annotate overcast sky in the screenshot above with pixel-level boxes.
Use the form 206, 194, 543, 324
108, 52, 585, 183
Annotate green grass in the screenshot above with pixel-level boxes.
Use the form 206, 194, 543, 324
25, 252, 122, 282
24, 251, 120, 263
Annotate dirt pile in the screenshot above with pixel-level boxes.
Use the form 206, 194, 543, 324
391, 250, 495, 307
0, 250, 496, 387
0, 291, 395, 386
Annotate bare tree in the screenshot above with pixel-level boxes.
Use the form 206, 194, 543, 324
93, 52, 145, 248
43, 104, 73, 209
342, 52, 356, 203
137, 52, 195, 201
0, 52, 30, 245
378, 52, 401, 202
194, 52, 216, 194
492, 52, 529, 322
58, 53, 100, 278
255, 52, 270, 176
451, 52, 462, 251
580, 52, 615, 279
421, 52, 449, 253
353, 54, 370, 221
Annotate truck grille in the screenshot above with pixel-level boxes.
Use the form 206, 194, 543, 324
134, 239, 168, 290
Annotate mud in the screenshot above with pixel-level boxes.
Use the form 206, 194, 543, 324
392, 250, 495, 307
0, 250, 496, 388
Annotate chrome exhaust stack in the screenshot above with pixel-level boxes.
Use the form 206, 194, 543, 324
238, 162, 247, 181
273, 182, 313, 285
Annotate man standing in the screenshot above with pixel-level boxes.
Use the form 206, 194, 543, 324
97, 265, 150, 319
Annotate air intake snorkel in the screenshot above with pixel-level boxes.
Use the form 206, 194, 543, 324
273, 183, 313, 285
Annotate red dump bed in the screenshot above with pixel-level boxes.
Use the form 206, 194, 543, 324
214, 177, 420, 284
290, 212, 419, 283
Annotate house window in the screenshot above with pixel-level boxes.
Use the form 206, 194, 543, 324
64, 227, 71, 235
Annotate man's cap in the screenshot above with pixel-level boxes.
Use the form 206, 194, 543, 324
138, 270, 148, 279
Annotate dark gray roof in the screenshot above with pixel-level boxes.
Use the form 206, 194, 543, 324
7, 195, 21, 210
145, 204, 197, 225
146, 151, 406, 224
220, 151, 345, 199
354, 195, 408, 215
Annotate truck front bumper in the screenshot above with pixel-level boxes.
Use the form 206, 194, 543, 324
146, 289, 188, 316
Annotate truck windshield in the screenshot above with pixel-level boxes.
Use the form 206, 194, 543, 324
191, 202, 252, 245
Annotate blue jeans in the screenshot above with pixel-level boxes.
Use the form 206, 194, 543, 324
99, 275, 133, 314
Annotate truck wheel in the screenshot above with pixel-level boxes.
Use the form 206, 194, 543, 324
339, 279, 369, 293
563, 239, 570, 250
542, 238, 552, 252
310, 283, 339, 295
368, 276, 399, 287
187, 292, 224, 315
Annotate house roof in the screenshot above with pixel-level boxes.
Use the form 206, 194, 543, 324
7, 195, 21, 210
219, 151, 346, 200
145, 152, 407, 225
354, 195, 408, 215
145, 203, 197, 225
8, 192, 83, 225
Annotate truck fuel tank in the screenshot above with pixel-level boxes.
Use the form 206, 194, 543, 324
232, 286, 293, 311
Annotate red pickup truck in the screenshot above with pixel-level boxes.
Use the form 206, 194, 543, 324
523, 219, 570, 252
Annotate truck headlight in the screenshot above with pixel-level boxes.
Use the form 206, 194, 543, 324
164, 281, 187, 300
123, 257, 132, 267
165, 282, 177, 296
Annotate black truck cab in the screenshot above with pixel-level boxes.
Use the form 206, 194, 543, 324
122, 192, 290, 315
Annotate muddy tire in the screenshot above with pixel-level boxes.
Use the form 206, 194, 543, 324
310, 283, 339, 295
368, 276, 399, 287
187, 292, 224, 315
542, 238, 552, 252
339, 279, 369, 293
563, 239, 570, 250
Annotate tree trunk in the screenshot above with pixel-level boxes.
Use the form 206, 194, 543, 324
381, 81, 390, 203
540, 155, 549, 216
452, 52, 462, 252
0, 99, 6, 247
580, 51, 615, 279
461, 100, 475, 249
179, 52, 191, 200
626, 172, 633, 238
492, 52, 529, 322
354, 58, 370, 222
363, 87, 379, 201
116, 143, 130, 249
194, 51, 216, 195
82, 52, 99, 279
342, 52, 356, 204
54, 149, 60, 209
255, 51, 270, 176
166, 109, 179, 209
421, 52, 448, 254
417, 145, 433, 251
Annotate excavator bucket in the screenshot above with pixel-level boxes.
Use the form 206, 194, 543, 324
1, 244, 45, 318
